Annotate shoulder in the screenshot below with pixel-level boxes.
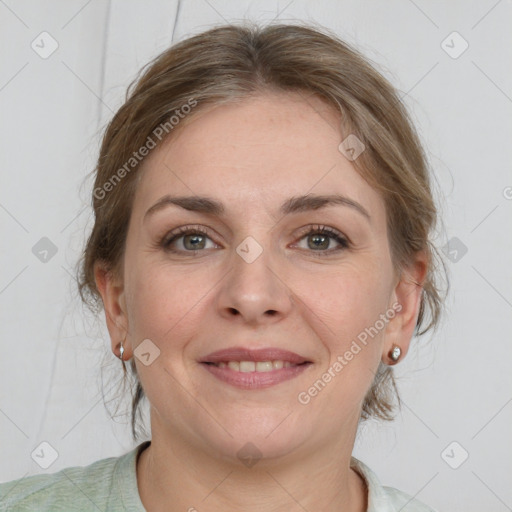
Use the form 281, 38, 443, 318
380, 486, 438, 512
350, 457, 439, 512
0, 443, 147, 512
0, 455, 120, 512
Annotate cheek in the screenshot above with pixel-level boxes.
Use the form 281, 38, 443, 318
290, 266, 390, 418
295, 261, 392, 347
124, 258, 210, 347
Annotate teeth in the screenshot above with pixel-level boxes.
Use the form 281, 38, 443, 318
213, 360, 298, 372
239, 361, 255, 373
256, 361, 273, 372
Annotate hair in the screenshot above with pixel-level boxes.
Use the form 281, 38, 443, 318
78, 22, 447, 441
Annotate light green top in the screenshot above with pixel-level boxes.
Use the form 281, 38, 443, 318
0, 441, 437, 511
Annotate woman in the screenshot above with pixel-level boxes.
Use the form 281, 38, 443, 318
0, 23, 444, 511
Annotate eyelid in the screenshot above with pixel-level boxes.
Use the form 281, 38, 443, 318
290, 224, 350, 254
293, 224, 350, 243
161, 225, 219, 248
160, 223, 351, 254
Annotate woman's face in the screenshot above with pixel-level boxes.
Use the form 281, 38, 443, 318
99, 92, 424, 463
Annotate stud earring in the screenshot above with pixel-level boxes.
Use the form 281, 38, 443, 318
119, 340, 125, 361
389, 345, 401, 363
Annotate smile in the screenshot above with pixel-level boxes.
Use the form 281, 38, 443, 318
207, 360, 301, 372
199, 346, 312, 389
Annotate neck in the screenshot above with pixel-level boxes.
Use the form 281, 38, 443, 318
136, 421, 367, 512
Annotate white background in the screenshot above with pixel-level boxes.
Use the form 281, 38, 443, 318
1, 1, 511, 511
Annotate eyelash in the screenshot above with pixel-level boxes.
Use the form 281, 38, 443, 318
160, 224, 350, 257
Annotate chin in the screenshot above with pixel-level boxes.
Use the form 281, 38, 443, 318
196, 415, 310, 468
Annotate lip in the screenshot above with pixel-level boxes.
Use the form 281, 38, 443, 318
199, 346, 312, 390
200, 346, 310, 364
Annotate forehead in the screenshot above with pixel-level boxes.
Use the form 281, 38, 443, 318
133, 92, 385, 221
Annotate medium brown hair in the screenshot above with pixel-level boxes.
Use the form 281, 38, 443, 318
78, 22, 447, 441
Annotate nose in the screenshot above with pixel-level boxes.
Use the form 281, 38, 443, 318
215, 240, 294, 326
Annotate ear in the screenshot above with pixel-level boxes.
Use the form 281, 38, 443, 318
94, 261, 130, 360
382, 251, 428, 364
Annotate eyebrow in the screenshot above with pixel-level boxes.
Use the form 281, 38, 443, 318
144, 193, 371, 222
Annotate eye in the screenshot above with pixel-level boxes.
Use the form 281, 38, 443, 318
161, 226, 219, 253
293, 225, 350, 255
160, 224, 350, 256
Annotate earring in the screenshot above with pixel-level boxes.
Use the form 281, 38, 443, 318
119, 340, 125, 361
389, 345, 401, 363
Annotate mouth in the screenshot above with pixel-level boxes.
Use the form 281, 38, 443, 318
199, 346, 313, 389
203, 360, 309, 371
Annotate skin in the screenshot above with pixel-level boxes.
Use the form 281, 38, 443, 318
95, 91, 426, 512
